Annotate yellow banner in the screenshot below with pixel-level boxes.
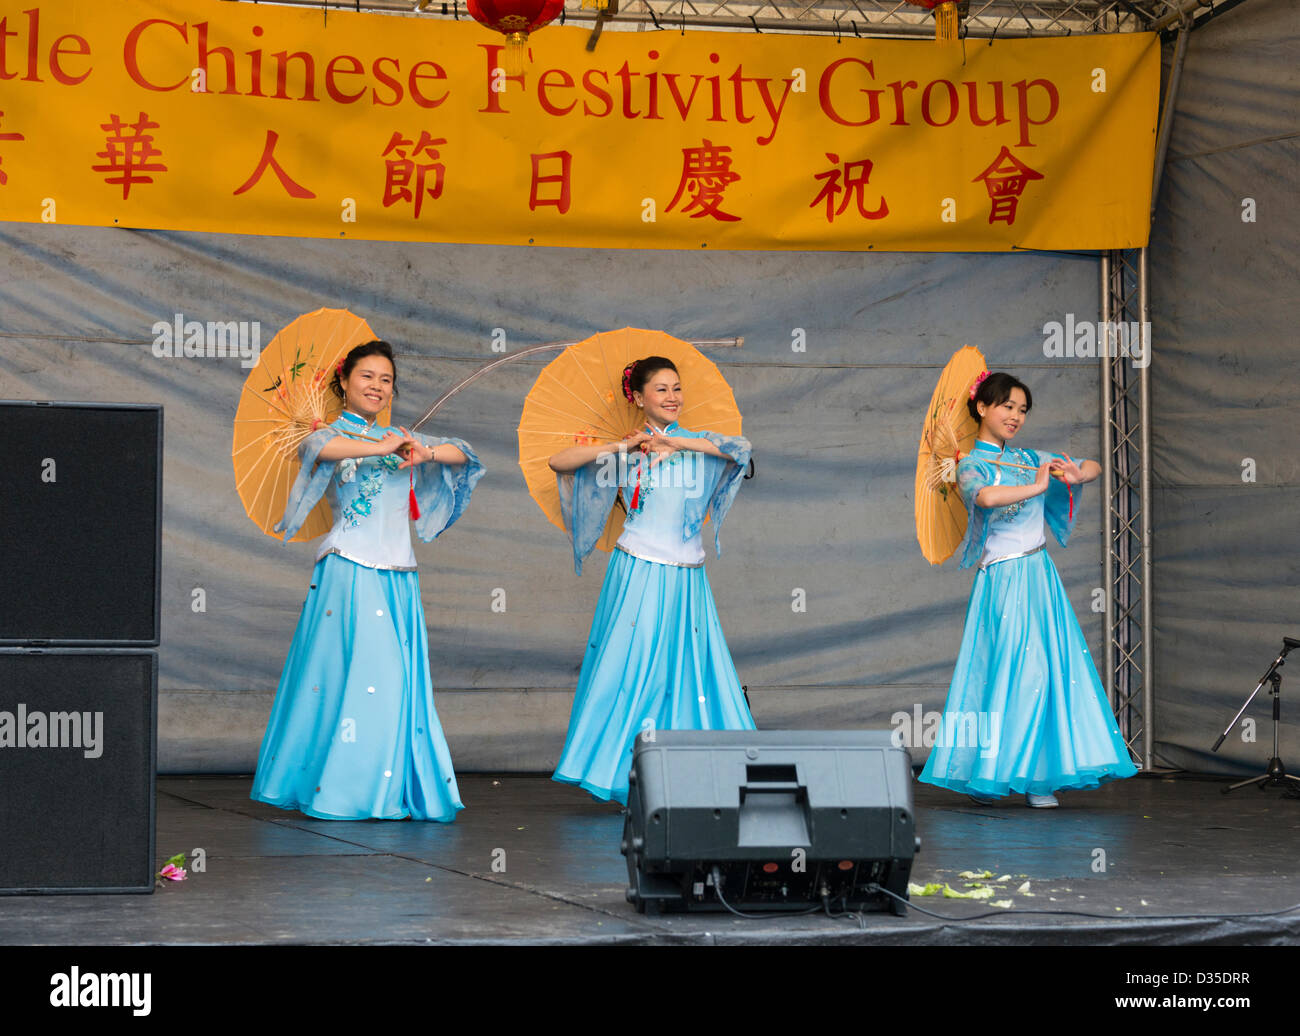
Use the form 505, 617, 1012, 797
0, 1, 1158, 251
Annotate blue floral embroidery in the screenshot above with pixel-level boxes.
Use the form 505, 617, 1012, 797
995, 447, 1035, 522
340, 465, 387, 528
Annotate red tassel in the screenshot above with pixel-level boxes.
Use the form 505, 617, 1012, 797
630, 467, 641, 511
409, 467, 420, 520
1068, 484, 1074, 522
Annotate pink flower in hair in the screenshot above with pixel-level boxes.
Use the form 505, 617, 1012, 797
969, 370, 990, 400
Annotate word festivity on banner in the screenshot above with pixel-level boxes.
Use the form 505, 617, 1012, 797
0, 0, 1159, 251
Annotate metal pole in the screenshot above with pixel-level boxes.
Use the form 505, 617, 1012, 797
1139, 246, 1154, 769
1150, 0, 1225, 32
1100, 252, 1115, 713
1150, 25, 1191, 224
1115, 269, 1132, 739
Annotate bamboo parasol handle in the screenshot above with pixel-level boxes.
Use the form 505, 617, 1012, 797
986, 458, 1039, 472
410, 336, 743, 432
329, 429, 385, 444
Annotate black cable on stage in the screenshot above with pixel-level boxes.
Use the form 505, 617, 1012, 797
708, 866, 824, 920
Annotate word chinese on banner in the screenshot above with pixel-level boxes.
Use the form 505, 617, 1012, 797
0, 0, 1159, 251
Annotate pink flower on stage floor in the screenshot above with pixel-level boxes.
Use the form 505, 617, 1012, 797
157, 852, 188, 883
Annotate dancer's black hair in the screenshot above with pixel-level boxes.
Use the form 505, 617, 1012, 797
968, 371, 1031, 422
621, 356, 679, 401
331, 340, 399, 400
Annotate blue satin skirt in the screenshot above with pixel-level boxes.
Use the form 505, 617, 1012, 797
918, 550, 1138, 797
552, 549, 756, 805
250, 553, 464, 821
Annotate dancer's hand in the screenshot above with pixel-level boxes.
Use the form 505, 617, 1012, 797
1033, 460, 1054, 495
643, 434, 681, 467
375, 430, 415, 458
395, 428, 434, 468
1050, 454, 1085, 485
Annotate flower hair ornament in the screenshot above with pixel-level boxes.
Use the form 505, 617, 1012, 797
969, 370, 990, 400
622, 363, 636, 403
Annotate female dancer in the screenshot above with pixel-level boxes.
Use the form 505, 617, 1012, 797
919, 371, 1137, 808
548, 356, 755, 805
251, 340, 485, 820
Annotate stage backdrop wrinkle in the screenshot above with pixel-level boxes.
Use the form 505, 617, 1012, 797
1149, 0, 1300, 775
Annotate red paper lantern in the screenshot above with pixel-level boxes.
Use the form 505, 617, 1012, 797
467, 0, 565, 72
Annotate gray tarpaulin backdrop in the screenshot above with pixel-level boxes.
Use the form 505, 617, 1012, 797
1149, 0, 1299, 773
0, 1, 1294, 778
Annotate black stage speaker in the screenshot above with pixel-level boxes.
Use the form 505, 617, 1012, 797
0, 400, 162, 646
622, 731, 919, 915
0, 650, 157, 893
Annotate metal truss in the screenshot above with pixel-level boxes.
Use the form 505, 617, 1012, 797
1100, 247, 1152, 771
228, 1, 1229, 39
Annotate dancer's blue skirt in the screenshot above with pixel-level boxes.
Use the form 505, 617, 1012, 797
553, 549, 756, 805
918, 550, 1138, 797
251, 553, 463, 821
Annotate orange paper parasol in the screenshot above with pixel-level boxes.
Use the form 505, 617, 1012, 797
518, 327, 743, 552
915, 345, 989, 565
232, 308, 389, 540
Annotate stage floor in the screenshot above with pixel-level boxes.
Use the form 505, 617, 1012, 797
3, 773, 1298, 945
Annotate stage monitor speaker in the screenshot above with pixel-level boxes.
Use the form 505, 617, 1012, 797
622, 730, 918, 915
0, 400, 162, 646
0, 650, 156, 894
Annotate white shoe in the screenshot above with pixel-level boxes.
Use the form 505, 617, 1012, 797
1026, 792, 1059, 808
967, 793, 999, 805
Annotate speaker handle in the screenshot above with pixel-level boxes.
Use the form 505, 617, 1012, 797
739, 782, 805, 801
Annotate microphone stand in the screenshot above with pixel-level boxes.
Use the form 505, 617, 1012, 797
1213, 637, 1300, 795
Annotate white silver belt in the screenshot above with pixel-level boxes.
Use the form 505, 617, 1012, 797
979, 543, 1045, 571
615, 545, 704, 569
317, 547, 417, 572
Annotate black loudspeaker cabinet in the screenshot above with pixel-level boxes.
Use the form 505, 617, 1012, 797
623, 730, 919, 915
0, 650, 157, 894
0, 400, 162, 646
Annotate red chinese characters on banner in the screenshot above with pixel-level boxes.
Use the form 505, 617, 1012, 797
382, 131, 447, 218
529, 151, 571, 213
973, 146, 1044, 225
0, 111, 23, 187
666, 140, 741, 222
234, 130, 316, 199
91, 113, 166, 200
810, 153, 889, 224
